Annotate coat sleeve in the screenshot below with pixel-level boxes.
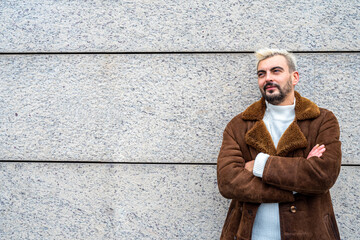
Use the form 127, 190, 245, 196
217, 121, 295, 203
262, 111, 341, 195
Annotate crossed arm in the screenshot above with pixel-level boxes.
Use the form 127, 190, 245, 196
244, 144, 326, 172
217, 111, 341, 202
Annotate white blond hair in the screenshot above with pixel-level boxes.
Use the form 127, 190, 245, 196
255, 48, 297, 72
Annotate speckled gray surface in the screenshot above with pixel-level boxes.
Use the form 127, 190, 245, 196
330, 166, 360, 239
1, 1, 358, 240
0, 1, 359, 52
295, 53, 360, 165
1, 53, 358, 163
0, 163, 357, 239
0, 163, 229, 240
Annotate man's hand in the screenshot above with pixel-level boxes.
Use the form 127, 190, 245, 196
307, 144, 326, 159
245, 145, 325, 173
245, 160, 255, 172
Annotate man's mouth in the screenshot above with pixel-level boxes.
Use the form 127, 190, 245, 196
264, 83, 279, 92
266, 86, 277, 90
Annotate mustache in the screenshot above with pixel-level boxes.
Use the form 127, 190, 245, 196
263, 82, 280, 91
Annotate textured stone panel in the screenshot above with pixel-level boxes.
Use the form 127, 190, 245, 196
0, 163, 357, 239
0, 0, 359, 52
331, 166, 360, 239
0, 163, 229, 240
0, 53, 358, 163
295, 53, 360, 165
0, 54, 255, 162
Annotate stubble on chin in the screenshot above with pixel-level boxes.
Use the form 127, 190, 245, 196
260, 79, 293, 105
263, 90, 285, 105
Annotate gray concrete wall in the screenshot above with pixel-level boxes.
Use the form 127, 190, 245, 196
0, 1, 359, 239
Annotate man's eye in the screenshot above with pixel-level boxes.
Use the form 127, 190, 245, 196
258, 73, 264, 77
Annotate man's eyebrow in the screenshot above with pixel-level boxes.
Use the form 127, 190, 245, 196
257, 66, 285, 75
270, 66, 284, 71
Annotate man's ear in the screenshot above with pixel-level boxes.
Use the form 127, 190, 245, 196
292, 71, 299, 86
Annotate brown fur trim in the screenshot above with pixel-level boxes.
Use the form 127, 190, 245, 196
276, 121, 308, 156
242, 91, 313, 156
241, 91, 320, 121
294, 91, 320, 120
245, 120, 277, 155
241, 98, 266, 121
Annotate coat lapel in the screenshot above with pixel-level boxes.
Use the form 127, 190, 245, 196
245, 120, 277, 155
242, 91, 319, 156
276, 121, 308, 156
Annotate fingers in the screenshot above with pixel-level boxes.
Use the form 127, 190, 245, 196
312, 144, 325, 150
245, 160, 255, 172
312, 144, 325, 154
312, 144, 325, 153
307, 144, 326, 159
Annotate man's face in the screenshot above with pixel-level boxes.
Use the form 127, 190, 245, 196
257, 55, 298, 105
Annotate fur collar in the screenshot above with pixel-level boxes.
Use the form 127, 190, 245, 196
241, 91, 320, 121
242, 91, 320, 156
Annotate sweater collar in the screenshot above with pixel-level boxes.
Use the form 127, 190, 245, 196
265, 98, 295, 121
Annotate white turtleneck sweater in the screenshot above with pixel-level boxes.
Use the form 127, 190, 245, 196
251, 99, 296, 240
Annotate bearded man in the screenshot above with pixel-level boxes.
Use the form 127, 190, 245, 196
217, 49, 341, 240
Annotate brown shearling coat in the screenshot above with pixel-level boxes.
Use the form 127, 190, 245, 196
217, 92, 341, 240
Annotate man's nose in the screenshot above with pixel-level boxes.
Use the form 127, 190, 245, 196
265, 72, 273, 82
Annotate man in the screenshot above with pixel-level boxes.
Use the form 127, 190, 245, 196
217, 49, 341, 240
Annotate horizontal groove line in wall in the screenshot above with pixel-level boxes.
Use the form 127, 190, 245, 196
0, 50, 360, 55
0, 160, 358, 167
0, 160, 216, 165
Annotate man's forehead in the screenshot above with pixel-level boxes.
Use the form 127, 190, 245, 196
257, 55, 288, 70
